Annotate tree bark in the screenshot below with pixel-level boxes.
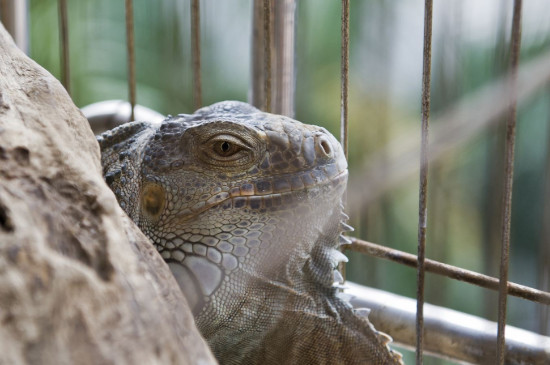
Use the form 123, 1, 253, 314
0, 23, 216, 365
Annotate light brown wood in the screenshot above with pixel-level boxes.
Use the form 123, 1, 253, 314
0, 23, 216, 365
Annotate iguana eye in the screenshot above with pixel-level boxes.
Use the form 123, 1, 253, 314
190, 123, 264, 170
204, 135, 249, 162
213, 140, 240, 157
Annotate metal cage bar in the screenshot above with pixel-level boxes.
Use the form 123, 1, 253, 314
416, 1, 433, 362
496, 1, 523, 362
262, 0, 272, 113
124, 0, 136, 121
347, 282, 550, 364
251, 0, 295, 117
272, 0, 296, 117
339, 0, 350, 284
540, 88, 550, 336
0, 0, 29, 53
191, 0, 202, 110
57, 0, 70, 95
347, 238, 550, 305
340, 0, 350, 159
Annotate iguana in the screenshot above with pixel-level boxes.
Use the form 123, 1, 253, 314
97, 101, 403, 364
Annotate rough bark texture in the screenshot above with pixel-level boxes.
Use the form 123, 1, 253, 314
0, 23, 216, 365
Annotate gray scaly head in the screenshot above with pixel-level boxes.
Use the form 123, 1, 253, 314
98, 101, 403, 364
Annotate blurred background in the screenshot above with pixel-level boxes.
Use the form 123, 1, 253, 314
20, 0, 550, 363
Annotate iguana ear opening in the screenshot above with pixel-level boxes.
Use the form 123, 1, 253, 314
141, 183, 165, 221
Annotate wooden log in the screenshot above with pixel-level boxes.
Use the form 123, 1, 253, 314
0, 23, 216, 365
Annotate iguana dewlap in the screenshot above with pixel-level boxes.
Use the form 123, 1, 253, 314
98, 101, 403, 364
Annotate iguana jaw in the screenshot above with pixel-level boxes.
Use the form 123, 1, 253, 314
160, 168, 348, 316
172, 169, 348, 222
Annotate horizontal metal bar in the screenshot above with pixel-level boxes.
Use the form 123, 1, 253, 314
346, 282, 550, 364
346, 238, 550, 305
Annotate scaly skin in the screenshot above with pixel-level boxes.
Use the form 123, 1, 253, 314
98, 101, 403, 364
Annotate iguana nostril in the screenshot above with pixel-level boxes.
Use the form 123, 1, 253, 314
317, 137, 333, 158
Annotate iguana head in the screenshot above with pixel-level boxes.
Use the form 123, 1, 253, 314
111, 101, 347, 313
98, 101, 402, 364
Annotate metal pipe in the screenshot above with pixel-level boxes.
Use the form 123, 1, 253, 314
496, 1, 523, 362
346, 282, 550, 364
0, 0, 28, 53
273, 0, 296, 117
346, 238, 550, 305
250, 0, 295, 117
81, 100, 165, 135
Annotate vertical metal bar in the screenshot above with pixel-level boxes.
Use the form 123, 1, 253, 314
416, 0, 433, 363
263, 0, 272, 113
251, 0, 295, 117
0, 0, 29, 53
57, 0, 70, 95
483, 1, 509, 322
540, 89, 550, 336
250, 0, 264, 110
125, 0, 136, 121
339, 0, 350, 284
191, 0, 202, 110
272, 0, 296, 117
496, 0, 522, 363
340, 0, 350, 158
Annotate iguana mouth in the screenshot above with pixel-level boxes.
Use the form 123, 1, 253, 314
176, 169, 348, 222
